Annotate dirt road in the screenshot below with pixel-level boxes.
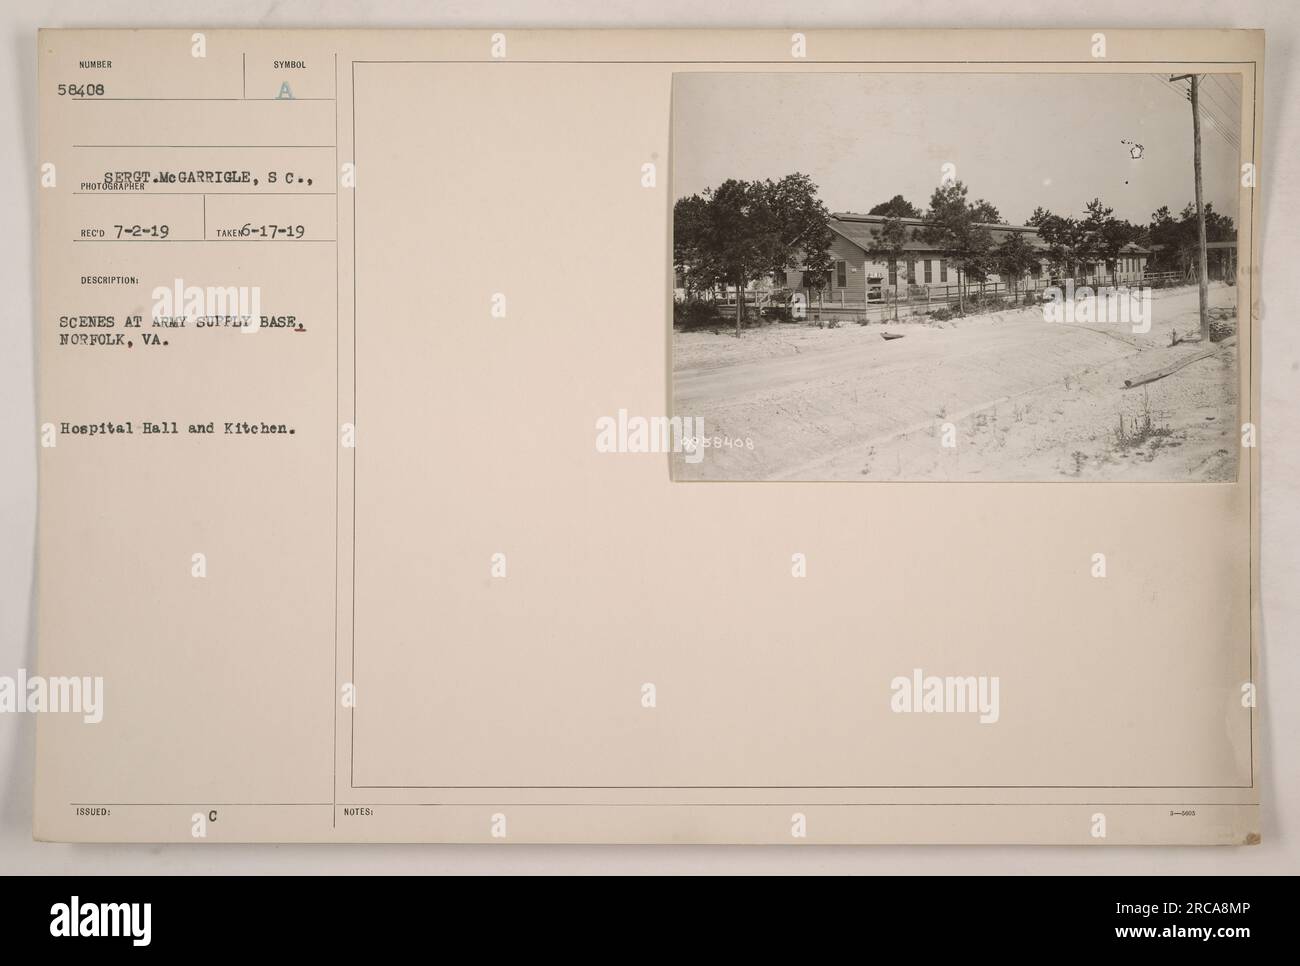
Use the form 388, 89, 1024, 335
672, 284, 1239, 481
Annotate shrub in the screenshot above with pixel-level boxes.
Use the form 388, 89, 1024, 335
1208, 307, 1236, 343
965, 290, 1012, 311
674, 300, 720, 329
1113, 390, 1174, 450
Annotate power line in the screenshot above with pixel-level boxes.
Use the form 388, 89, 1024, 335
1153, 74, 1238, 150
1196, 85, 1241, 141
1198, 92, 1238, 132
1197, 76, 1237, 114
1198, 106, 1241, 151
1206, 75, 1245, 150
1208, 74, 1241, 114
1149, 72, 1188, 106
1198, 109, 1240, 150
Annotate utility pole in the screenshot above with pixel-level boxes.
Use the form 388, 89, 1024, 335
1171, 73, 1211, 342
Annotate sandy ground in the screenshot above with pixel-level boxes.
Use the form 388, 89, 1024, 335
672, 283, 1240, 481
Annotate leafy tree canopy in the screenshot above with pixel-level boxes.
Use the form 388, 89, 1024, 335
867, 194, 923, 218
672, 173, 833, 333
969, 199, 1003, 224
919, 181, 994, 283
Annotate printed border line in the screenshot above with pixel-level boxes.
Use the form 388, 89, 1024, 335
333, 49, 341, 830
73, 800, 1257, 808
346, 56, 1258, 796
351, 784, 1256, 790
352, 60, 1257, 65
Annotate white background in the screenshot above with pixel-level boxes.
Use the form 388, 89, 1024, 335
3, 0, 1296, 874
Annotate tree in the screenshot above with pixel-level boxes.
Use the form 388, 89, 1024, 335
672, 194, 714, 301
1081, 198, 1139, 278
672, 174, 833, 337
1029, 199, 1141, 285
1026, 206, 1054, 228
871, 215, 910, 320
969, 199, 1003, 224
1035, 213, 1088, 281
800, 259, 832, 316
919, 181, 992, 314
1147, 202, 1233, 281
699, 179, 770, 336
1201, 203, 1234, 243
868, 194, 923, 218
766, 173, 835, 319
992, 232, 1038, 302
1146, 205, 1179, 272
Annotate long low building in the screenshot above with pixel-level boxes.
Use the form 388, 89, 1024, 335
779, 212, 1153, 305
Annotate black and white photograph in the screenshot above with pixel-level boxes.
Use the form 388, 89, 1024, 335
671, 71, 1243, 482
1, 0, 1295, 927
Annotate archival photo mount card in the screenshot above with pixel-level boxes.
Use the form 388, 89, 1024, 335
34, 28, 1261, 844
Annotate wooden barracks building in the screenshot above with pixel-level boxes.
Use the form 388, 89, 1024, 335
778, 212, 1153, 306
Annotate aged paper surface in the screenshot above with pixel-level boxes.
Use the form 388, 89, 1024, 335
34, 28, 1261, 843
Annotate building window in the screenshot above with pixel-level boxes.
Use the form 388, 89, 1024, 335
836, 260, 847, 288
889, 264, 897, 286
924, 260, 933, 283
908, 259, 917, 284
940, 259, 948, 282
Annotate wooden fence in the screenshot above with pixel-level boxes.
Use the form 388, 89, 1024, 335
699, 270, 1191, 325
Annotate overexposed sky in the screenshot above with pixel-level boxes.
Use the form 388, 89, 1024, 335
672, 71, 1243, 226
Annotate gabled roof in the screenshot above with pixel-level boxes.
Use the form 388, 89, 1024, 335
828, 212, 1150, 256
